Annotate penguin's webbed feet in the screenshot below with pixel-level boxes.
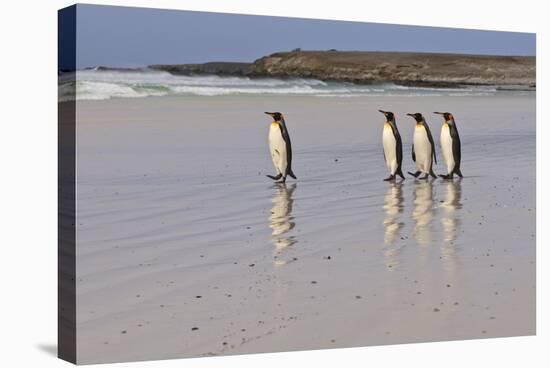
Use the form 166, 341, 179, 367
267, 174, 283, 181
420, 174, 430, 180
275, 176, 287, 184
408, 171, 421, 178
439, 174, 453, 180
383, 175, 395, 181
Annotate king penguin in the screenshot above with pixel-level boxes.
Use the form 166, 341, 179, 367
264, 112, 297, 183
407, 113, 437, 179
434, 112, 463, 179
379, 110, 405, 181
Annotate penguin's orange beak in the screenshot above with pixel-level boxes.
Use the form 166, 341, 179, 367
406, 113, 415, 117
433, 112, 445, 115
264, 112, 274, 116
378, 109, 386, 114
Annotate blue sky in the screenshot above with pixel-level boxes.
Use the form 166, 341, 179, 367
67, 4, 535, 69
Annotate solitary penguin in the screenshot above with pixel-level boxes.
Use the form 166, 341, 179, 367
264, 112, 297, 183
379, 110, 405, 181
434, 112, 463, 179
407, 113, 437, 179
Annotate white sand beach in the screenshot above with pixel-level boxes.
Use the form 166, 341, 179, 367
71, 93, 535, 363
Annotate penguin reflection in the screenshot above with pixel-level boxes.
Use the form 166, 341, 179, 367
383, 182, 405, 245
270, 183, 297, 264
441, 179, 462, 245
412, 179, 435, 246
383, 182, 405, 270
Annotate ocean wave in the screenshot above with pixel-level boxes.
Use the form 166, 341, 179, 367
58, 68, 512, 101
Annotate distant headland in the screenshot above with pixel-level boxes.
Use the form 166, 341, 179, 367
99, 50, 537, 90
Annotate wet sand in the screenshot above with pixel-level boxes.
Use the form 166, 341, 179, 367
73, 94, 535, 364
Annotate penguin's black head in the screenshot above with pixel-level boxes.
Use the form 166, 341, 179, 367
378, 110, 395, 122
265, 112, 283, 121
406, 113, 424, 123
434, 112, 454, 122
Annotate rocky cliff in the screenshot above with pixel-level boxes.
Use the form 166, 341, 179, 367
150, 51, 536, 89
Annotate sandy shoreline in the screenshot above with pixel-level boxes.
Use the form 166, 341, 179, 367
72, 93, 535, 363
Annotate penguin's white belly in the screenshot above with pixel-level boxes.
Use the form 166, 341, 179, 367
269, 123, 288, 175
382, 125, 398, 174
441, 125, 455, 174
413, 126, 432, 173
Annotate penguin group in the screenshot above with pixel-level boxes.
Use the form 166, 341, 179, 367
379, 110, 462, 181
263, 110, 462, 183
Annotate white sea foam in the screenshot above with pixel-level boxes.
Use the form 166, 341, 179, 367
58, 68, 514, 101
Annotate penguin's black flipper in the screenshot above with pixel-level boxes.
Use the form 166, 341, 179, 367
396, 167, 405, 180
267, 174, 283, 181
408, 171, 421, 178
455, 168, 463, 178
287, 169, 297, 180
424, 123, 437, 165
